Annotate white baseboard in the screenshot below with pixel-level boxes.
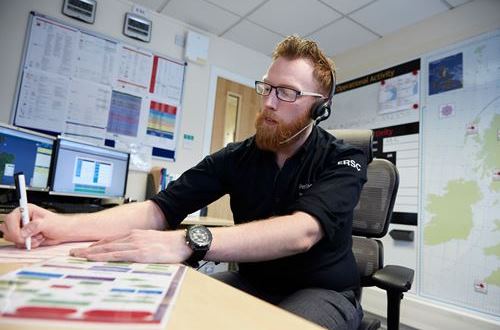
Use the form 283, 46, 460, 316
362, 287, 500, 329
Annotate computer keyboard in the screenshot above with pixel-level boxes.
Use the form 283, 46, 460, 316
0, 204, 17, 214
41, 202, 106, 214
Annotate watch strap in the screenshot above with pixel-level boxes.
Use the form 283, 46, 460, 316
185, 249, 208, 268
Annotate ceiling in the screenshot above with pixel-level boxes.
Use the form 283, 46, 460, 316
129, 0, 473, 57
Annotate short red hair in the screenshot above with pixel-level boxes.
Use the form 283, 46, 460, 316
272, 35, 335, 96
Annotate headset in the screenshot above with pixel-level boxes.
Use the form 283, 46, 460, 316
279, 67, 336, 145
310, 67, 336, 123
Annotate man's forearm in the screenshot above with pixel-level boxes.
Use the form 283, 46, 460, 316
62, 201, 166, 242
205, 211, 323, 263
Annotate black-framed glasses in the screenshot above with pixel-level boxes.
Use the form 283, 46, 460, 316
255, 81, 325, 103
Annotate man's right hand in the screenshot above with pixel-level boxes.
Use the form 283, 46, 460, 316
0, 204, 67, 249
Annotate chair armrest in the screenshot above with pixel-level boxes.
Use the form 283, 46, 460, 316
372, 265, 414, 292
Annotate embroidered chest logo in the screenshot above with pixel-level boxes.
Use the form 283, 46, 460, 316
298, 183, 312, 196
337, 159, 362, 171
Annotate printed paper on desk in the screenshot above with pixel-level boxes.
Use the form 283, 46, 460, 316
0, 256, 186, 329
0, 242, 92, 263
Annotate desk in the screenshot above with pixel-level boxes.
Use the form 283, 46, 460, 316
0, 257, 322, 330
181, 216, 234, 227
0, 214, 234, 227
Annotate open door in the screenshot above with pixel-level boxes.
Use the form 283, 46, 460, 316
206, 77, 260, 220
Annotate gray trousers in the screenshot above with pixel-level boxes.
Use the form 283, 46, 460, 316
211, 271, 363, 330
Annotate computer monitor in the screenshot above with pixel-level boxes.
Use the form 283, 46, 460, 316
50, 137, 130, 199
0, 123, 54, 191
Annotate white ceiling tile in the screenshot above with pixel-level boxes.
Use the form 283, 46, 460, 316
223, 19, 284, 56
320, 0, 374, 14
127, 0, 167, 12
350, 0, 449, 35
248, 0, 341, 36
308, 18, 378, 57
203, 0, 266, 16
162, 0, 240, 35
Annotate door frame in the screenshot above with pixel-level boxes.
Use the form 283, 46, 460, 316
203, 66, 254, 156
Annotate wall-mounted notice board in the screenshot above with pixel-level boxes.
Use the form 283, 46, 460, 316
322, 59, 421, 226
12, 12, 186, 164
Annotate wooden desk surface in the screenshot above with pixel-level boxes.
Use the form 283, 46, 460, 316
181, 216, 234, 227
0, 262, 322, 330
0, 214, 233, 227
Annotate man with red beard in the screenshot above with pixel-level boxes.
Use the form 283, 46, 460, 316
2, 36, 366, 330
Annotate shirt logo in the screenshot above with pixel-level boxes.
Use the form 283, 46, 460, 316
298, 183, 312, 196
337, 159, 361, 171
298, 183, 312, 190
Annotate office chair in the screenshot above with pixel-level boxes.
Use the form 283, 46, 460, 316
330, 129, 414, 330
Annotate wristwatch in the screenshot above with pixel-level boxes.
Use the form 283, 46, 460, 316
185, 225, 212, 268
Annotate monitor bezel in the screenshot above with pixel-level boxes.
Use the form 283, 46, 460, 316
49, 136, 130, 199
0, 123, 55, 192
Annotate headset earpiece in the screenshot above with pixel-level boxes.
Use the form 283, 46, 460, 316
310, 99, 330, 122
310, 67, 336, 124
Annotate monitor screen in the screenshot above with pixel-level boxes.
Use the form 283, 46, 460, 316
50, 137, 129, 198
0, 123, 54, 190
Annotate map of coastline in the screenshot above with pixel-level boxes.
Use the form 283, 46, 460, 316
420, 29, 500, 317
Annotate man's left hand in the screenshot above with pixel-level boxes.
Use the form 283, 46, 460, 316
70, 229, 191, 263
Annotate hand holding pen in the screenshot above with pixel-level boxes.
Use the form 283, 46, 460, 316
14, 172, 31, 250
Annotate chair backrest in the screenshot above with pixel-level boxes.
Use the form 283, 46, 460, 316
352, 158, 399, 238
352, 158, 399, 287
329, 129, 373, 164
329, 129, 400, 288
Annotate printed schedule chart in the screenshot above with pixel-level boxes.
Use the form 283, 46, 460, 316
0, 256, 186, 328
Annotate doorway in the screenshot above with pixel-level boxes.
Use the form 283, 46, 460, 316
206, 76, 260, 220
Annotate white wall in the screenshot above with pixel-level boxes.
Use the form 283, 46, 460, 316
0, 0, 271, 201
333, 0, 500, 328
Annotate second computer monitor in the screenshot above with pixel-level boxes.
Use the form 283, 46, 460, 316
50, 137, 130, 199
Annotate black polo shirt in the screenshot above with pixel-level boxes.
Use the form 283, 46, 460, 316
151, 126, 367, 293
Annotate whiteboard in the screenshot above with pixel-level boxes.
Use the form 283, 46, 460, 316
320, 59, 421, 226
12, 12, 186, 163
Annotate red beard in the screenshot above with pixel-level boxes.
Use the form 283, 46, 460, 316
254, 110, 311, 152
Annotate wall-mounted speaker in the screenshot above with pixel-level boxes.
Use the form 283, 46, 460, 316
62, 0, 97, 24
123, 12, 152, 43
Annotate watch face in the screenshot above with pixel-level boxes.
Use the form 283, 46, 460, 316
189, 226, 212, 247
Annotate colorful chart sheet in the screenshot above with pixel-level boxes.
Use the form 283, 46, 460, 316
0, 256, 186, 328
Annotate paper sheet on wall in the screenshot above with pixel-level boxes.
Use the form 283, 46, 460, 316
104, 90, 155, 170
0, 256, 186, 328
76, 32, 119, 85
115, 45, 154, 93
15, 69, 71, 132
150, 55, 185, 102
378, 71, 419, 114
144, 96, 181, 153
24, 16, 79, 77
64, 78, 112, 143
